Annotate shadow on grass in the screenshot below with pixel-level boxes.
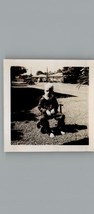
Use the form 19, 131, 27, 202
64, 124, 87, 133
11, 87, 76, 122
11, 87, 76, 113
63, 137, 89, 145
11, 129, 23, 141
11, 110, 38, 122
50, 124, 87, 136
55, 92, 76, 98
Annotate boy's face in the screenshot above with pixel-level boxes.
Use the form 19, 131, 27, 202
45, 87, 53, 98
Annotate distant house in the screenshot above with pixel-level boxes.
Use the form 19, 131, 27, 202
31, 72, 64, 83
32, 73, 46, 82
49, 72, 64, 82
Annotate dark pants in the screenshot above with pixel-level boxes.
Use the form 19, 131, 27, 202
38, 113, 65, 133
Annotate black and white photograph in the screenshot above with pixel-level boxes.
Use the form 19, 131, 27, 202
4, 59, 94, 152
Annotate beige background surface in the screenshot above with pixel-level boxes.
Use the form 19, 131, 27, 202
1, 0, 94, 213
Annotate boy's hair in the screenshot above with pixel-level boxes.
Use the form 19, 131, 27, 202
44, 83, 54, 91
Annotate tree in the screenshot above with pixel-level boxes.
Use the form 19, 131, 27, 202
36, 71, 44, 75
11, 66, 27, 81
78, 67, 89, 86
62, 67, 87, 84
56, 69, 62, 73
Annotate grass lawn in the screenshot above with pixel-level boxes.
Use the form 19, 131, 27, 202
11, 83, 89, 145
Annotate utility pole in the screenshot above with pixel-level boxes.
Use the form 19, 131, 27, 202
46, 67, 49, 82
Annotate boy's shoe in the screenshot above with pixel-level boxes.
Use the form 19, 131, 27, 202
50, 133, 55, 138
61, 131, 65, 135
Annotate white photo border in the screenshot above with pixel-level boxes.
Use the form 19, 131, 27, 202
4, 59, 94, 152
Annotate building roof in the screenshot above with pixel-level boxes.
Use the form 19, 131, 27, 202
49, 73, 63, 77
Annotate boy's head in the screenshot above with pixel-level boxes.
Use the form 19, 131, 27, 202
44, 83, 54, 98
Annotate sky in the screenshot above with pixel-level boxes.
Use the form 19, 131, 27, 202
7, 59, 88, 76
18, 60, 65, 75
9, 60, 69, 75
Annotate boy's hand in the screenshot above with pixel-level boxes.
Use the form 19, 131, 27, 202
51, 108, 55, 114
46, 110, 51, 116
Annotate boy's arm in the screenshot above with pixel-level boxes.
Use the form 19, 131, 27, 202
54, 97, 59, 113
50, 97, 58, 114
38, 97, 46, 113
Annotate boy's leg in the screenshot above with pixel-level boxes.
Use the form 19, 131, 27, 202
54, 113, 65, 133
37, 115, 50, 134
37, 115, 55, 137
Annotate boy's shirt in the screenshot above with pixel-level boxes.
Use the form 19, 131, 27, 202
38, 94, 58, 114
